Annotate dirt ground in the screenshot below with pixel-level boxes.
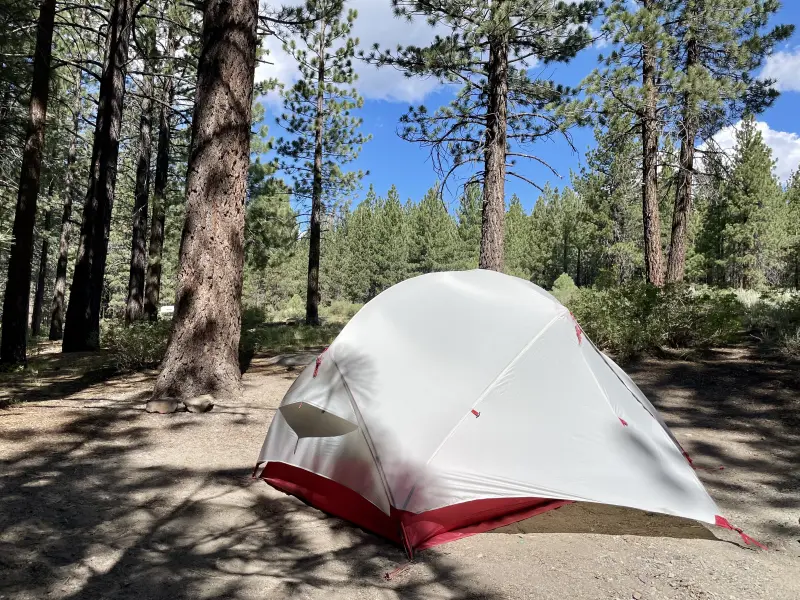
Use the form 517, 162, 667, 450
1, 344, 799, 600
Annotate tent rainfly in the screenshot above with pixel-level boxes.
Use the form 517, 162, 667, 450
254, 270, 762, 556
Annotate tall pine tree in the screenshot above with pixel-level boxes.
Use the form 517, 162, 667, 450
276, 0, 369, 325
664, 0, 793, 283
0, 0, 57, 364
368, 0, 599, 271
584, 0, 672, 286
722, 115, 782, 288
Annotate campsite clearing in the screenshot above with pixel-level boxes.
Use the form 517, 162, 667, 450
1, 344, 798, 600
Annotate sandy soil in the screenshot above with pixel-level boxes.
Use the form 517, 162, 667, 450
1, 345, 798, 600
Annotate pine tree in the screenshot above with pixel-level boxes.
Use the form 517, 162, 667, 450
276, 0, 369, 325
143, 20, 181, 322
455, 183, 481, 269
124, 20, 157, 324
408, 184, 460, 274
584, 0, 673, 286
148, 0, 259, 412
369, 0, 600, 272
722, 115, 782, 288
0, 0, 57, 364
372, 185, 410, 292
344, 186, 378, 301
49, 71, 82, 340
504, 194, 530, 280
62, 0, 134, 352
572, 121, 643, 285
664, 0, 793, 283
784, 171, 800, 289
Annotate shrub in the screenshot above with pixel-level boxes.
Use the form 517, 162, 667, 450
103, 319, 171, 371
550, 273, 578, 305
239, 322, 342, 358
568, 283, 742, 361
241, 305, 268, 329
274, 294, 306, 323
741, 292, 800, 359
320, 300, 362, 323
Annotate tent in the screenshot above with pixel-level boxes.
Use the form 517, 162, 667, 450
254, 269, 758, 556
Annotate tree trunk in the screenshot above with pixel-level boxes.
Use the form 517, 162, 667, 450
125, 64, 155, 324
147, 0, 258, 412
49, 74, 81, 340
666, 37, 698, 284
144, 31, 176, 322
641, 32, 665, 287
479, 5, 508, 272
305, 18, 326, 326
62, 0, 133, 352
31, 207, 52, 337
0, 0, 56, 365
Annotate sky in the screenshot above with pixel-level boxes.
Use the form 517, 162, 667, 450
255, 0, 800, 213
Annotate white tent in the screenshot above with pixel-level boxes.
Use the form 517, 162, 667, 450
254, 270, 744, 555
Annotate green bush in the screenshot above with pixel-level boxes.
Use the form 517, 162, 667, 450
103, 320, 171, 371
273, 294, 306, 323
550, 273, 578, 305
740, 292, 800, 359
320, 300, 362, 323
568, 283, 742, 360
240, 322, 342, 357
241, 305, 268, 329
103, 314, 345, 373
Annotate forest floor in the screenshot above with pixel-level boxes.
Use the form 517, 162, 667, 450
1, 341, 799, 600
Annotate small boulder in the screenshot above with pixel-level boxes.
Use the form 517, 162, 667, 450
184, 394, 215, 413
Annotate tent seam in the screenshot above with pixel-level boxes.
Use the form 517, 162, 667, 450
418, 311, 566, 485
576, 336, 624, 423
329, 352, 397, 512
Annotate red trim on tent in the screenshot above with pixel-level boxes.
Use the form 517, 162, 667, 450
714, 515, 767, 550
569, 312, 583, 345
618, 417, 628, 426
313, 347, 328, 377
261, 462, 572, 553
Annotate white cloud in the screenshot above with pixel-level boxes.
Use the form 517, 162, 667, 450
255, 0, 444, 105
710, 120, 800, 183
760, 47, 800, 93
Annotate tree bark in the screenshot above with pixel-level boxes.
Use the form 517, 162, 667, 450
31, 207, 52, 337
148, 0, 257, 411
305, 18, 326, 326
63, 0, 133, 351
666, 36, 698, 284
0, 0, 56, 365
479, 3, 508, 272
641, 30, 665, 287
125, 62, 155, 324
49, 74, 81, 340
144, 31, 176, 322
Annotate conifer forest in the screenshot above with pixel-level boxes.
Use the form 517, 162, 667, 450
2, 3, 800, 599
1, 0, 798, 398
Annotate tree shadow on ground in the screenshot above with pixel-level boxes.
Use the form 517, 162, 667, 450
0, 349, 123, 407
0, 399, 501, 600
625, 344, 800, 541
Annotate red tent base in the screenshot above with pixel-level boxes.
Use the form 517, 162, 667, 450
260, 462, 572, 557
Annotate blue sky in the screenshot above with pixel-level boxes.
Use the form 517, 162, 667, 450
256, 0, 800, 213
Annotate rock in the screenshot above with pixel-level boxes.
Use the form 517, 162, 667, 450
632, 592, 642, 600
184, 394, 215, 413
145, 398, 179, 414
